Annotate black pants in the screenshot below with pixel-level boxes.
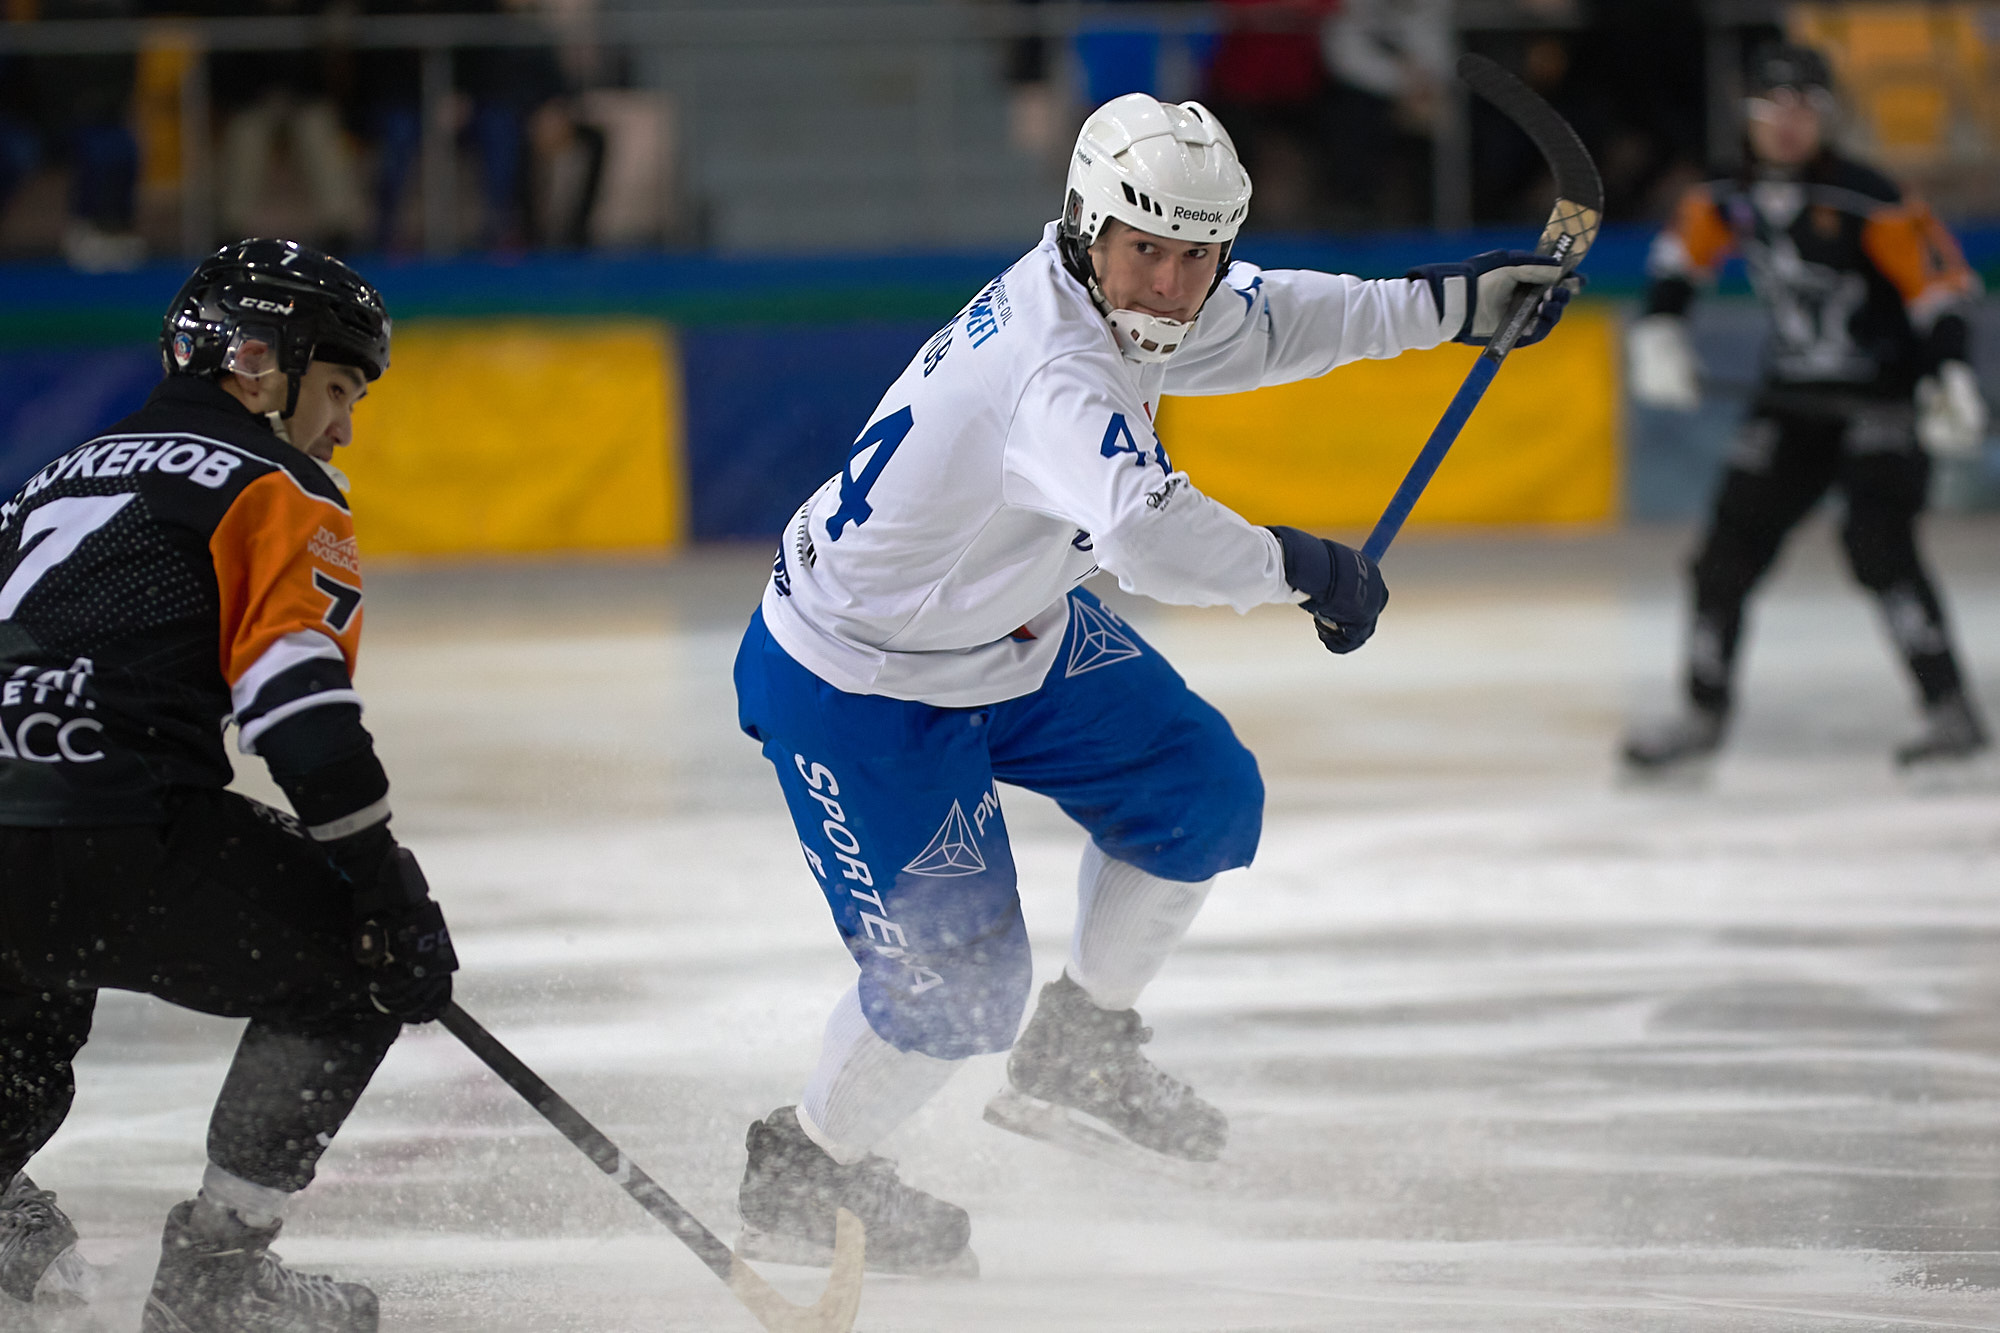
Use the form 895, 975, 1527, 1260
0, 789, 401, 1194
1685, 399, 1967, 714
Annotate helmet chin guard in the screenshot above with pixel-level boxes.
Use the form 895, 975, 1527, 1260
1057, 94, 1253, 363
1105, 308, 1193, 363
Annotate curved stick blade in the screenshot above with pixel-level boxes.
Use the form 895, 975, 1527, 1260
1456, 52, 1604, 270
726, 1208, 866, 1333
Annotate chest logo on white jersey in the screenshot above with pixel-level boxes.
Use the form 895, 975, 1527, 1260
1066, 596, 1143, 677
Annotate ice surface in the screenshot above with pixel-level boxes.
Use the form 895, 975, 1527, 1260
24, 522, 2000, 1331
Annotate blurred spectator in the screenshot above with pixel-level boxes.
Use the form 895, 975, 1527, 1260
1204, 0, 1338, 231
523, 94, 604, 248
206, 0, 365, 249
358, 0, 579, 251
456, 0, 568, 249
352, 0, 433, 251
30, 0, 145, 268
1321, 0, 1449, 227
1003, 0, 1061, 156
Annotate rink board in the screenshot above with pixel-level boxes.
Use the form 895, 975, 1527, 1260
0, 308, 1620, 557
1159, 306, 1620, 531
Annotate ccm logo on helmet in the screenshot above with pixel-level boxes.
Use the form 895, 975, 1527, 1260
1173, 205, 1226, 223
238, 296, 295, 315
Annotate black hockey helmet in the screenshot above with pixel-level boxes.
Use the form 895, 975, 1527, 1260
1747, 42, 1835, 98
161, 239, 391, 416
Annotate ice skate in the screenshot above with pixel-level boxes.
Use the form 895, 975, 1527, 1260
141, 1200, 377, 1333
984, 973, 1227, 1173
0, 1174, 86, 1307
737, 1107, 976, 1278
1896, 694, 1990, 770
1620, 705, 1726, 777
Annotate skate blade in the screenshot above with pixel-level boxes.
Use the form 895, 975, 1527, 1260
1616, 753, 1718, 791
982, 1088, 1221, 1183
736, 1228, 978, 1280
33, 1249, 97, 1307
1898, 748, 2000, 794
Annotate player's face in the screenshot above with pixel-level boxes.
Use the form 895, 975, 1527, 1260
1088, 221, 1220, 325
290, 361, 369, 465
1746, 87, 1825, 167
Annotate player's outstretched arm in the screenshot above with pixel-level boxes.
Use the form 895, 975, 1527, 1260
1629, 185, 1732, 411
1267, 525, 1388, 655
1169, 253, 1573, 399
1865, 197, 1989, 457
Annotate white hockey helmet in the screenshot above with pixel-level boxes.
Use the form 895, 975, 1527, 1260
1058, 94, 1253, 362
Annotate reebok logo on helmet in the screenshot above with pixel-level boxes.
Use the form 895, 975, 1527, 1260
1173, 205, 1225, 223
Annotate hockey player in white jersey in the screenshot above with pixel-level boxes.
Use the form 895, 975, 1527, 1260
731, 93, 1576, 1275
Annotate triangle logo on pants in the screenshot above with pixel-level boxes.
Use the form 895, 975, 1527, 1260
1066, 597, 1143, 677
903, 800, 988, 877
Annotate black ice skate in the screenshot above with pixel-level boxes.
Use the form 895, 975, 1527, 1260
1620, 704, 1726, 775
141, 1200, 378, 1333
984, 973, 1227, 1170
736, 1106, 975, 1278
1896, 694, 1991, 769
0, 1174, 82, 1306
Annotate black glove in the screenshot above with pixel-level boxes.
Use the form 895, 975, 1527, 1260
1406, 249, 1580, 348
332, 826, 458, 1024
1268, 525, 1388, 655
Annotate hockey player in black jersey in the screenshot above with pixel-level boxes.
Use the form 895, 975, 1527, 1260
1623, 44, 1990, 774
0, 241, 455, 1332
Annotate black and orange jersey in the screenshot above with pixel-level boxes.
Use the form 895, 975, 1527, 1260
0, 376, 384, 832
1646, 153, 1979, 398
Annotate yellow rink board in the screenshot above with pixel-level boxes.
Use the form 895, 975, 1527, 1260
1157, 305, 1619, 531
341, 320, 683, 557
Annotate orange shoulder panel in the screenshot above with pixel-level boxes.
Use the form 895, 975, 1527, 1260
208, 470, 364, 687
1861, 197, 1978, 309
1669, 185, 1736, 272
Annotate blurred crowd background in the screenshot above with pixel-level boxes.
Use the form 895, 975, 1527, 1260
8, 1, 2000, 564
4, 0, 1996, 266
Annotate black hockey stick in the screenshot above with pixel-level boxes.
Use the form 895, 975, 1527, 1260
1359, 54, 1605, 561
439, 1003, 865, 1333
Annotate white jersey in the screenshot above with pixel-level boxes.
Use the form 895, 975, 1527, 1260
760, 222, 1456, 708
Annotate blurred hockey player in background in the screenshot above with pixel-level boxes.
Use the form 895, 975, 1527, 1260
1624, 43, 1989, 774
0, 241, 454, 1331
730, 93, 1577, 1275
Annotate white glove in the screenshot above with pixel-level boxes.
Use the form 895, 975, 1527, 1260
1915, 360, 1989, 459
1626, 313, 1700, 411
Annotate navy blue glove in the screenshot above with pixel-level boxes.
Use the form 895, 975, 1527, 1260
1268, 526, 1388, 655
1406, 250, 1579, 348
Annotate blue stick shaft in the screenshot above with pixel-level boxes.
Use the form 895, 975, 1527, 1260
1361, 352, 1503, 562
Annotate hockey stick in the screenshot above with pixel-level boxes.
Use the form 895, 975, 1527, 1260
438, 1003, 865, 1333
1359, 54, 1605, 563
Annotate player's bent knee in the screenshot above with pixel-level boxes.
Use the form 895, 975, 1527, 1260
856, 905, 1033, 1061
1840, 523, 1916, 592
1099, 716, 1264, 884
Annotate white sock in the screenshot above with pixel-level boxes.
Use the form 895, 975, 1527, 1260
1069, 840, 1214, 1011
196, 1164, 292, 1230
797, 983, 962, 1164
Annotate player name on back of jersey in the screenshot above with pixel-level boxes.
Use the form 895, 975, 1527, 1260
1, 433, 260, 525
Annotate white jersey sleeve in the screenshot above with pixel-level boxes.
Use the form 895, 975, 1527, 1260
1162, 260, 1459, 397
759, 224, 1457, 708
1003, 354, 1290, 612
